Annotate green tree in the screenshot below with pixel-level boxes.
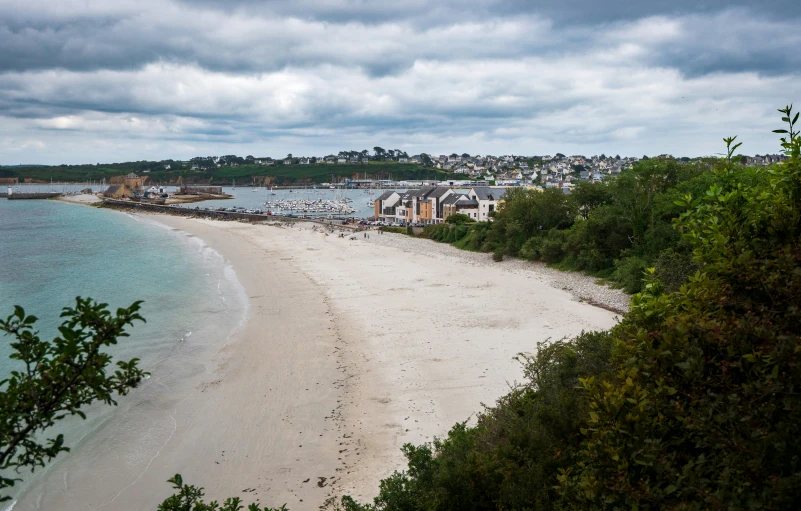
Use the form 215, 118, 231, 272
564, 110, 801, 509
571, 181, 613, 220
0, 298, 147, 501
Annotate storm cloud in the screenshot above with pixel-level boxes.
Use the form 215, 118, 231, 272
0, 0, 799, 163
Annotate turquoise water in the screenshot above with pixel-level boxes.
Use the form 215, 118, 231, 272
0, 199, 246, 506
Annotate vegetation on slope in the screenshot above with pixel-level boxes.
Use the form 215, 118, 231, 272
333, 106, 801, 510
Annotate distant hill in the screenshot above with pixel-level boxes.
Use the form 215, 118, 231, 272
1, 161, 457, 185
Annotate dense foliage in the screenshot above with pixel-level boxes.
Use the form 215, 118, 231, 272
335, 107, 801, 510
0, 298, 147, 501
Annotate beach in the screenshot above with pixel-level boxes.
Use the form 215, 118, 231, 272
148, 216, 620, 507
11, 212, 622, 510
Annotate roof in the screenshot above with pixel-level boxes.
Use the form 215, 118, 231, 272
428, 186, 452, 198
441, 194, 467, 206
471, 186, 508, 201
125, 172, 139, 179
456, 199, 479, 207
409, 186, 435, 198
375, 191, 396, 201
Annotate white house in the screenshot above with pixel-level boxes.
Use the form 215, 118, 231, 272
467, 187, 507, 221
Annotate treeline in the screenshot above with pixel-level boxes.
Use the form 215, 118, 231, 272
420, 157, 720, 293
3, 162, 454, 186
333, 110, 801, 510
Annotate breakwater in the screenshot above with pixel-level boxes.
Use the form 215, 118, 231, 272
101, 199, 359, 229
1, 192, 61, 199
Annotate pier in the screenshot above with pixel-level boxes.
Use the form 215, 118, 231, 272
1, 192, 62, 200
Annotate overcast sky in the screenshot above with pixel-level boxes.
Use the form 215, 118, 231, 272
1, 0, 799, 164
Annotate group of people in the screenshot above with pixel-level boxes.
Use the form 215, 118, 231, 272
295, 221, 387, 242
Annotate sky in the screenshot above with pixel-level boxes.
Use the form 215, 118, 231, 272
1, 0, 800, 165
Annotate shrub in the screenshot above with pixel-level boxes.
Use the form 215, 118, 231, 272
611, 254, 650, 293
539, 229, 567, 263
519, 235, 543, 260
492, 246, 504, 261
445, 213, 474, 225
654, 248, 697, 293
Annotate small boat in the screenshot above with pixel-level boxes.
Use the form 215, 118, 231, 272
252, 188, 258, 192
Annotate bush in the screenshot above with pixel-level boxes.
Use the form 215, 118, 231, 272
492, 246, 504, 261
379, 226, 407, 234
654, 248, 697, 293
539, 229, 567, 263
519, 235, 543, 260
611, 254, 650, 293
445, 213, 474, 225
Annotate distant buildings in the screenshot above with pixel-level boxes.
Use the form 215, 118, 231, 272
374, 185, 508, 224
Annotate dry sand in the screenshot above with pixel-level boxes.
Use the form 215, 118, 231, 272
13, 214, 621, 510
57, 193, 102, 205
149, 216, 619, 507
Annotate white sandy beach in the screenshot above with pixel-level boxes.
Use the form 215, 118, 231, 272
13, 214, 621, 510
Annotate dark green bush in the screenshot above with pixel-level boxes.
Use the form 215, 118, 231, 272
492, 246, 504, 261
611, 254, 650, 293
654, 248, 697, 293
445, 213, 474, 225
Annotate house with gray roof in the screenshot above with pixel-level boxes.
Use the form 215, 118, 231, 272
467, 187, 507, 221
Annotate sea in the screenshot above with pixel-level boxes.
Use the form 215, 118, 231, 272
0, 198, 247, 509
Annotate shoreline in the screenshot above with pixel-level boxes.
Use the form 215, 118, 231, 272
134, 213, 621, 506
11, 201, 623, 509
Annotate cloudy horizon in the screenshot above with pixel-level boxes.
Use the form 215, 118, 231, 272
1, 0, 799, 165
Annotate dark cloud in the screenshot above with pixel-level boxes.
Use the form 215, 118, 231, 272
0, 0, 799, 164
